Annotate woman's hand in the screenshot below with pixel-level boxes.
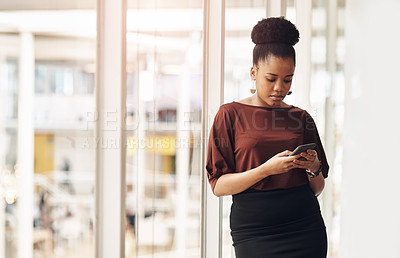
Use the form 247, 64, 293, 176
292, 149, 320, 172
292, 149, 325, 196
262, 150, 301, 176
213, 149, 316, 196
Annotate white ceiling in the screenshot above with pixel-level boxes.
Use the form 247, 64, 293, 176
0, 0, 266, 11
0, 5, 265, 62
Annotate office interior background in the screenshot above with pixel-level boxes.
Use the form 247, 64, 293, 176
1, 0, 400, 257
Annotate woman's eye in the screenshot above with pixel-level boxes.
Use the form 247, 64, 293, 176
266, 78, 292, 83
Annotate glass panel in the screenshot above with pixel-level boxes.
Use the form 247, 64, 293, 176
223, 2, 267, 257
0, 3, 96, 257
310, 1, 346, 257
224, 2, 267, 104
0, 57, 19, 258
310, 0, 328, 135
125, 1, 203, 257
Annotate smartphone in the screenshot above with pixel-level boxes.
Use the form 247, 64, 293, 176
289, 143, 316, 156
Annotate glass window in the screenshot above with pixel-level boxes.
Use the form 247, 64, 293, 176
125, 1, 203, 257
35, 62, 95, 96
310, 1, 346, 257
0, 4, 96, 258
0, 1, 345, 257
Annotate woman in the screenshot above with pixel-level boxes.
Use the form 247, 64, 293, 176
206, 17, 329, 258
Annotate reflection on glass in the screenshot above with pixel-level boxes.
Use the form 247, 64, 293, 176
0, 4, 96, 258
125, 1, 203, 257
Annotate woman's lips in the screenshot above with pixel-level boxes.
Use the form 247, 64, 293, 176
270, 95, 284, 101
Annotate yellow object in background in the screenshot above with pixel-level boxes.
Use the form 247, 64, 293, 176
127, 135, 177, 156
34, 134, 54, 173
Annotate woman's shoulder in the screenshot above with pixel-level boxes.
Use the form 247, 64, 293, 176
289, 105, 308, 113
216, 102, 237, 120
219, 101, 241, 112
218, 101, 251, 117
214, 102, 247, 124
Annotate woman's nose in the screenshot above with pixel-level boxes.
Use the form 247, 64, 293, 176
273, 80, 284, 92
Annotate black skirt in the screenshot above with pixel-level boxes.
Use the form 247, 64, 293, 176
230, 184, 327, 258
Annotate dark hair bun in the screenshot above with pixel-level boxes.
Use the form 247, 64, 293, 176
251, 16, 299, 46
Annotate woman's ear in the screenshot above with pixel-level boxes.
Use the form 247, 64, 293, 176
250, 66, 256, 80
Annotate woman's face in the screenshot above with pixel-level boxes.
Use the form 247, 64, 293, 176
250, 55, 295, 107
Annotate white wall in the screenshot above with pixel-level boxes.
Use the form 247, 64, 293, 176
340, 1, 400, 257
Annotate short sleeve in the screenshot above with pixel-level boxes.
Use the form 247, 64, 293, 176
304, 112, 329, 178
206, 105, 236, 192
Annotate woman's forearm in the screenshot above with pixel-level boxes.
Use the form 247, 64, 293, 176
308, 173, 325, 196
213, 165, 270, 196
212, 150, 300, 196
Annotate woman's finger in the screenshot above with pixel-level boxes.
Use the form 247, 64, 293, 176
306, 149, 318, 157
293, 159, 313, 168
277, 150, 292, 157
299, 153, 313, 161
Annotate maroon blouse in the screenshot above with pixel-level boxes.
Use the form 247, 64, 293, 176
206, 102, 329, 193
